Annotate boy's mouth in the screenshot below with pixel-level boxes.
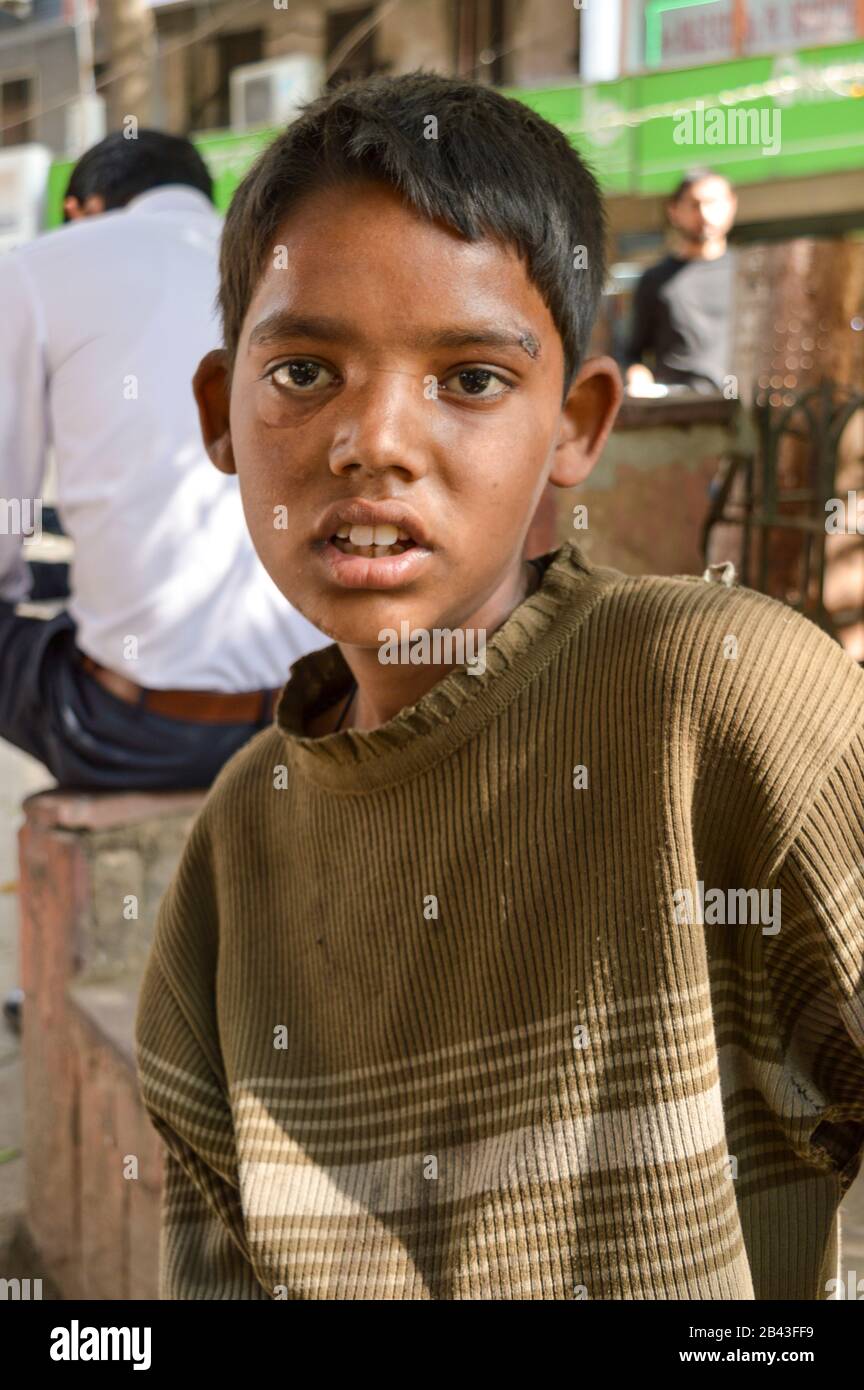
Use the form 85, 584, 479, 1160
314, 502, 434, 590
330, 523, 416, 559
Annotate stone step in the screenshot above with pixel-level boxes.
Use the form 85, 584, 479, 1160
18, 789, 205, 1300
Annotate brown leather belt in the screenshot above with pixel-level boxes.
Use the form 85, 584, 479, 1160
78, 653, 281, 725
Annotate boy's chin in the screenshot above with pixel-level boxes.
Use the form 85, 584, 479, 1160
297, 597, 468, 652
322, 612, 447, 651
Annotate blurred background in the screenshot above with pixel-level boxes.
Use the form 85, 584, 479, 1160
3, 0, 863, 652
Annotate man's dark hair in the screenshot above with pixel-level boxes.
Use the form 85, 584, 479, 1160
219, 72, 607, 391
668, 168, 734, 203
64, 129, 213, 214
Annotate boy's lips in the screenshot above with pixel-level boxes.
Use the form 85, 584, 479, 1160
312, 499, 434, 590
314, 499, 433, 549
318, 541, 433, 590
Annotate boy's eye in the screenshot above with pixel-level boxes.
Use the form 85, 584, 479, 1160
268, 360, 337, 392
439, 367, 510, 399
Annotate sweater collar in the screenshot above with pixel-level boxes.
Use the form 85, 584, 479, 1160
275, 540, 606, 794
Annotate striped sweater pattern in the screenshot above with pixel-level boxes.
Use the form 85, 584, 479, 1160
135, 540, 864, 1299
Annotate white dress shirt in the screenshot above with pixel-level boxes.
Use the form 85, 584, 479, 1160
0, 184, 328, 690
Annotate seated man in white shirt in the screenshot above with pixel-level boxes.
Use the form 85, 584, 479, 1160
0, 130, 328, 791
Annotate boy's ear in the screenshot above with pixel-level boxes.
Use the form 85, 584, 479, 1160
549, 356, 623, 488
192, 349, 237, 475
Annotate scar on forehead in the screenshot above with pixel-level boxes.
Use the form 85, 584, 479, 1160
519, 334, 541, 359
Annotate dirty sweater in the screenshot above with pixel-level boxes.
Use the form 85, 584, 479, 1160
135, 540, 864, 1300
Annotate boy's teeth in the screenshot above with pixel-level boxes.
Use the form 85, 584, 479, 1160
330, 520, 418, 557
373, 524, 399, 545
345, 523, 400, 546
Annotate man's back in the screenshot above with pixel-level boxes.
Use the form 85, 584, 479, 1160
0, 185, 326, 689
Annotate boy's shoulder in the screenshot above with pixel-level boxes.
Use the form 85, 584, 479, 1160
576, 554, 857, 692
194, 721, 288, 836
573, 554, 864, 836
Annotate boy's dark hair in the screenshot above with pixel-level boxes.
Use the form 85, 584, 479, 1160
64, 129, 213, 215
219, 71, 608, 391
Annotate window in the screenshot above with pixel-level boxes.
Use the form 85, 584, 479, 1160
453, 0, 509, 84
643, 0, 736, 70
627, 0, 861, 74
214, 30, 264, 128
326, 6, 377, 88
742, 0, 858, 54
1, 77, 33, 146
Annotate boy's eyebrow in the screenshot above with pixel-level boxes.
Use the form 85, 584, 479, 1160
424, 327, 542, 359
247, 311, 541, 359
248, 312, 355, 349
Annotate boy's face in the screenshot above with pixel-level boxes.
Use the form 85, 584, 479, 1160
194, 179, 620, 644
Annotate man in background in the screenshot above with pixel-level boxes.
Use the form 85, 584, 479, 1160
624, 169, 737, 396
0, 130, 328, 792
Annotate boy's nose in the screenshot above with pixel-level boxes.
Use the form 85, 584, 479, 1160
328, 371, 430, 481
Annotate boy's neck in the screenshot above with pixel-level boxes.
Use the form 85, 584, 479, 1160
308, 556, 544, 736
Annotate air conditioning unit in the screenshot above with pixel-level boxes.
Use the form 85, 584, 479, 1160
64, 93, 106, 160
0, 144, 52, 251
230, 55, 323, 132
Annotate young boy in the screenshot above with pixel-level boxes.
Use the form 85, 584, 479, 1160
135, 72, 864, 1301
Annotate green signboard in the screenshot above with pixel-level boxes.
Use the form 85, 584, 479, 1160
633, 39, 864, 193
510, 39, 864, 196
43, 38, 864, 227
500, 78, 635, 194
190, 126, 280, 207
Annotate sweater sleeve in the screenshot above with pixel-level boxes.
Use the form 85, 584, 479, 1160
766, 725, 864, 1184
135, 817, 271, 1300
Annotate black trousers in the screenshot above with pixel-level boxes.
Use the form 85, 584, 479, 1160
0, 602, 280, 791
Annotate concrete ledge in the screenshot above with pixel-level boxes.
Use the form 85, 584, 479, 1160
19, 791, 202, 1300
67, 981, 163, 1300
68, 978, 142, 1073
558, 399, 744, 578
615, 395, 738, 432
23, 789, 206, 833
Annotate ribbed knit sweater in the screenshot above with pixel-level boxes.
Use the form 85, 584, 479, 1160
135, 540, 864, 1300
